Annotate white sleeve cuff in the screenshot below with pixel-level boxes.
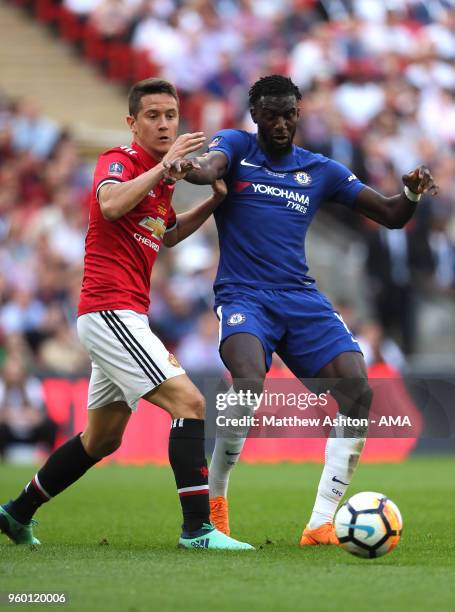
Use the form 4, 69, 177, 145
96, 178, 122, 202
165, 220, 178, 233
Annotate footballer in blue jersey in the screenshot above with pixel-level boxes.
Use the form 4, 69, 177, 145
185, 75, 437, 545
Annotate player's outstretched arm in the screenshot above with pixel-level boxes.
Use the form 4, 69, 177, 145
99, 133, 206, 221
354, 165, 438, 229
163, 179, 227, 247
184, 151, 228, 185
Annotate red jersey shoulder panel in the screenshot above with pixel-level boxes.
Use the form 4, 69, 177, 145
94, 147, 140, 199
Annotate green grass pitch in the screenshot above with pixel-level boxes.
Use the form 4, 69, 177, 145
1, 457, 454, 611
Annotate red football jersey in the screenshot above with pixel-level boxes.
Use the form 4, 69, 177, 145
78, 142, 177, 316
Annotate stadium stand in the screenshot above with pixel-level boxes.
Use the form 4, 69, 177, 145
0, 0, 454, 459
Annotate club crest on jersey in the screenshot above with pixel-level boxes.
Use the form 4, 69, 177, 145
108, 162, 124, 176
139, 216, 166, 240
208, 137, 221, 149
294, 171, 312, 186
168, 353, 180, 368
227, 313, 246, 326
157, 203, 167, 216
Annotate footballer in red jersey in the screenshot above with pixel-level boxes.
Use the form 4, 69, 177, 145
1, 78, 253, 551
78, 141, 178, 315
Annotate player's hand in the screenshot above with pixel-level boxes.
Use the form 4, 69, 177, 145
211, 178, 227, 202
163, 132, 206, 167
162, 158, 201, 184
402, 165, 438, 196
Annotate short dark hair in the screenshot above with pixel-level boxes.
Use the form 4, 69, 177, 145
128, 78, 179, 116
248, 75, 302, 107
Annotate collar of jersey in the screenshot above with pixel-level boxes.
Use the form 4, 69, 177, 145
131, 141, 159, 167
252, 139, 307, 172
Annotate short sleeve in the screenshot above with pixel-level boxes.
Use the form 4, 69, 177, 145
325, 159, 365, 207
94, 149, 137, 202
165, 206, 177, 233
206, 129, 248, 175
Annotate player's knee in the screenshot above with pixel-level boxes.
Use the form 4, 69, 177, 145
233, 360, 266, 379
357, 377, 373, 404
178, 390, 206, 420
231, 364, 266, 396
82, 432, 123, 459
335, 376, 373, 421
100, 435, 123, 457
350, 378, 373, 420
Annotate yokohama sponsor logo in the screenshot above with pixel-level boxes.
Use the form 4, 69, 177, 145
252, 183, 308, 204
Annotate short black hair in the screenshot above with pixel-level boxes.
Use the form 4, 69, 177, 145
248, 75, 302, 107
128, 78, 179, 116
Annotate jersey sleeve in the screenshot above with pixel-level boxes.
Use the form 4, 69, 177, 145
94, 149, 137, 202
206, 129, 248, 175
324, 159, 366, 207
165, 205, 177, 233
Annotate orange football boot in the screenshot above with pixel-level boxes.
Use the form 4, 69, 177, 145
209, 496, 230, 535
299, 523, 339, 546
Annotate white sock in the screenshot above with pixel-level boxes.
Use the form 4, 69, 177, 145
209, 386, 258, 499
308, 415, 367, 528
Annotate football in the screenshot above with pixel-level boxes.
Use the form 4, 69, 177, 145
335, 491, 403, 559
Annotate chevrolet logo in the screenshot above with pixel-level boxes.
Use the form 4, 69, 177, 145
139, 216, 166, 240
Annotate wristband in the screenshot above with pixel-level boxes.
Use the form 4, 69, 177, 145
403, 185, 422, 203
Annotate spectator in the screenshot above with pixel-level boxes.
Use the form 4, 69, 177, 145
1, 2, 455, 368
177, 310, 224, 373
0, 357, 57, 461
89, 0, 139, 39
39, 316, 89, 375
10, 97, 60, 160
357, 319, 406, 371
412, 201, 455, 295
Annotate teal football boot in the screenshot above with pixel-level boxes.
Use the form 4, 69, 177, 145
0, 504, 40, 545
178, 523, 254, 550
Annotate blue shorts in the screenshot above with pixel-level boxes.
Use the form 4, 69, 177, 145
214, 285, 362, 377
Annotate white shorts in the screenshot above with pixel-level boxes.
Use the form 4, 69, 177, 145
77, 310, 185, 412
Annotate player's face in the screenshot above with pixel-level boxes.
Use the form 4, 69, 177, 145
251, 95, 300, 156
127, 93, 179, 159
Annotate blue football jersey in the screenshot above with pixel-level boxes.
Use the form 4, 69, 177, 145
208, 129, 365, 290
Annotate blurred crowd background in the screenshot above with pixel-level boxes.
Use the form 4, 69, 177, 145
1, 0, 454, 459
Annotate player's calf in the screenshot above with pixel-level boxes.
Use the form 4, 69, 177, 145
1, 401, 129, 538
1, 433, 100, 541
80, 400, 131, 459
208, 384, 261, 511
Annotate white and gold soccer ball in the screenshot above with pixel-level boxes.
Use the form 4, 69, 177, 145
335, 491, 403, 559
